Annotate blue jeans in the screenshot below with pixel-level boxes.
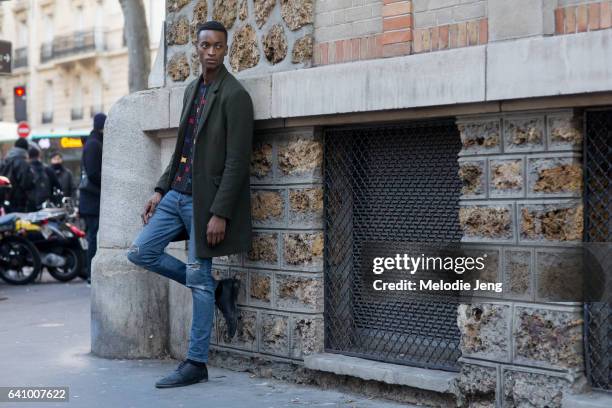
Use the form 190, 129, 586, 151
126, 189, 216, 363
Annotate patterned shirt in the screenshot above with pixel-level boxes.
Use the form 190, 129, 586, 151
171, 80, 209, 195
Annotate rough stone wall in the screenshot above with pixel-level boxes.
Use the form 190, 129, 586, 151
208, 127, 325, 361
165, 0, 315, 83
455, 109, 586, 408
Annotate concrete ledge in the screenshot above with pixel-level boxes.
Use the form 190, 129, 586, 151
563, 391, 612, 408
304, 353, 457, 394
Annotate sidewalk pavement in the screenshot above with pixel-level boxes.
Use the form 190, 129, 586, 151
0, 277, 413, 408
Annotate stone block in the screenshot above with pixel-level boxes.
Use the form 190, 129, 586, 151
527, 156, 583, 197
263, 24, 288, 64
275, 273, 323, 311
167, 0, 190, 13
292, 35, 314, 64
251, 189, 286, 228
239, 0, 248, 21
166, 16, 190, 45
547, 112, 583, 151
191, 1, 208, 44
282, 232, 324, 270
211, 264, 229, 281
458, 119, 502, 155
291, 315, 324, 359
217, 308, 257, 350
277, 136, 323, 182
288, 186, 323, 228
167, 52, 191, 82
246, 231, 279, 267
502, 369, 570, 408
281, 0, 314, 30
503, 115, 545, 152
230, 268, 248, 306
489, 158, 524, 198
213, 0, 238, 30
458, 303, 511, 361
230, 25, 260, 73
535, 249, 583, 302
249, 270, 272, 305
519, 201, 583, 243
260, 313, 290, 356
489, 0, 547, 41
169, 85, 187, 128
251, 138, 274, 183
214, 253, 243, 266
455, 363, 498, 408
502, 249, 533, 300
459, 204, 514, 242
255, 0, 275, 27
458, 159, 486, 199
513, 307, 583, 369
462, 248, 501, 298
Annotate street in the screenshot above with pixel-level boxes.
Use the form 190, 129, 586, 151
0, 276, 410, 408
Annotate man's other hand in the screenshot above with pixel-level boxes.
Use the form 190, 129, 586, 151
207, 215, 226, 246
142, 192, 162, 225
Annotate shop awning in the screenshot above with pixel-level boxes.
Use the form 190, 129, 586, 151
0, 122, 18, 143
29, 129, 90, 139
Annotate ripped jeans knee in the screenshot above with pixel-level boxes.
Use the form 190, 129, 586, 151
126, 243, 157, 267
185, 259, 214, 293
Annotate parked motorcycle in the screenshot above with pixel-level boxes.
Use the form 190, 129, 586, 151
21, 200, 87, 282
0, 213, 43, 285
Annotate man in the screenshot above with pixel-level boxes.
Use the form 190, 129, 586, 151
50, 152, 76, 200
0, 138, 34, 213
79, 113, 106, 285
26, 147, 63, 211
127, 21, 253, 389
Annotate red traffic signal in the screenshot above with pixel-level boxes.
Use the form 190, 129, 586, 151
14, 86, 26, 97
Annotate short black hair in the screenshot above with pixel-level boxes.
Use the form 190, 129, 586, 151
50, 151, 62, 159
28, 147, 40, 159
14, 138, 29, 150
196, 21, 228, 42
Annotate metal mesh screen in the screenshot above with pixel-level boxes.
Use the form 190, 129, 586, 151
323, 121, 463, 371
584, 109, 612, 391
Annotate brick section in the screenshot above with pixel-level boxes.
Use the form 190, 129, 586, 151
314, 0, 412, 65
555, 1, 612, 35
414, 18, 488, 54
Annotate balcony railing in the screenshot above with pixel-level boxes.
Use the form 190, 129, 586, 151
41, 111, 53, 124
90, 105, 104, 118
39, 29, 104, 63
71, 108, 84, 121
14, 47, 28, 68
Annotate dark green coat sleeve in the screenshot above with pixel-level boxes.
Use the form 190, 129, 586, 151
209, 88, 254, 220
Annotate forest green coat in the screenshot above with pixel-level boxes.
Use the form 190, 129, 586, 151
156, 64, 254, 258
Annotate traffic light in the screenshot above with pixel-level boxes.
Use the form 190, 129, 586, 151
14, 85, 27, 122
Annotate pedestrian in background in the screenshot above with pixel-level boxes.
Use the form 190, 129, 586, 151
79, 113, 106, 285
50, 151, 76, 200
27, 146, 63, 211
0, 138, 34, 213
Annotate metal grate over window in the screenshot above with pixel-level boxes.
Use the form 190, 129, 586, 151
584, 109, 612, 392
323, 121, 463, 371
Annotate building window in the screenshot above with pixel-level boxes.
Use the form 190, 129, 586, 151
71, 78, 83, 121
42, 80, 53, 124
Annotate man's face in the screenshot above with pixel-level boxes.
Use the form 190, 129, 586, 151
197, 29, 227, 72
51, 155, 62, 165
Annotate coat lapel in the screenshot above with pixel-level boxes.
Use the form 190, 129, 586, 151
195, 64, 229, 138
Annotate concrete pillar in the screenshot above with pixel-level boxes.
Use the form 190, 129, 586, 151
91, 88, 171, 358
488, 0, 557, 41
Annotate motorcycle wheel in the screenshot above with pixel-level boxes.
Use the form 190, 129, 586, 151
46, 247, 83, 282
0, 236, 42, 285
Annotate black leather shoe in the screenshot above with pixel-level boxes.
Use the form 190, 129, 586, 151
215, 278, 240, 339
155, 361, 208, 388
